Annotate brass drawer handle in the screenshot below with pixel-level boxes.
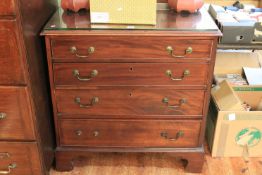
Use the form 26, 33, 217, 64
75, 130, 99, 137
166, 46, 193, 58
75, 130, 83, 136
75, 97, 99, 108
162, 98, 187, 109
161, 131, 184, 141
165, 69, 190, 81
0, 163, 17, 174
0, 113, 7, 120
70, 46, 95, 58
0, 153, 10, 159
93, 130, 99, 137
73, 69, 98, 81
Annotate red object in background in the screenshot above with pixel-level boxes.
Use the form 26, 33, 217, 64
61, 0, 90, 12
168, 0, 204, 13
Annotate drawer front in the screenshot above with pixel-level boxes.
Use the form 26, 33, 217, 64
0, 0, 15, 16
54, 63, 208, 87
0, 20, 25, 85
55, 89, 204, 117
0, 142, 42, 175
0, 87, 35, 140
59, 119, 201, 147
51, 36, 212, 62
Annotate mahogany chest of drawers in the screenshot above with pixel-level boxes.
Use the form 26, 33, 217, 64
0, 0, 56, 174
42, 8, 221, 173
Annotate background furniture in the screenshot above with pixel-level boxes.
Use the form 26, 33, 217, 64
0, 0, 56, 174
42, 7, 221, 173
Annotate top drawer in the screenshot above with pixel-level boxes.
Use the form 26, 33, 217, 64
51, 36, 212, 62
0, 0, 15, 16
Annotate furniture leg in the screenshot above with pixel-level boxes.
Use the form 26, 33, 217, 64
181, 152, 205, 173
55, 151, 74, 171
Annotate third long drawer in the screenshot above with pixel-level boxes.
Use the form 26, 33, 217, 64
55, 88, 205, 117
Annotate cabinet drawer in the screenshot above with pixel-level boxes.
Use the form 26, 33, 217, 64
59, 119, 201, 147
54, 63, 208, 87
0, 142, 42, 175
55, 89, 204, 117
51, 36, 212, 62
0, 0, 15, 16
0, 20, 25, 85
0, 87, 35, 140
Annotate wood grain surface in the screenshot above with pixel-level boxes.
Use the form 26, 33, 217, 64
0, 87, 35, 140
0, 0, 15, 16
0, 0, 57, 174
17, 0, 57, 172
55, 89, 205, 117
0, 20, 26, 85
59, 119, 201, 147
50, 146, 262, 175
43, 7, 221, 173
0, 142, 42, 175
54, 63, 209, 87
51, 37, 212, 62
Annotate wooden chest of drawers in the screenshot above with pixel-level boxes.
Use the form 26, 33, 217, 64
43, 8, 221, 173
0, 0, 56, 174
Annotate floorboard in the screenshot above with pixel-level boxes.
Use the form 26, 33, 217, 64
50, 149, 262, 175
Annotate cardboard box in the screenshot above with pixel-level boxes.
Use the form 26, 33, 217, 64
90, 0, 157, 25
214, 51, 261, 87
207, 80, 262, 157
254, 22, 262, 42
211, 81, 245, 111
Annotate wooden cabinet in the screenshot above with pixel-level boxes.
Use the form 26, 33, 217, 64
0, 0, 56, 174
51, 37, 212, 61
59, 119, 201, 147
0, 0, 15, 16
42, 8, 221, 173
0, 20, 25, 85
54, 63, 209, 86
55, 89, 205, 116
0, 142, 42, 175
0, 87, 35, 140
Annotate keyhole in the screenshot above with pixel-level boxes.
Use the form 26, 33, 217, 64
129, 89, 135, 97
129, 67, 133, 71
236, 35, 244, 41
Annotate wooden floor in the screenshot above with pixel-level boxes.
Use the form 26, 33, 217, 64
50, 149, 262, 175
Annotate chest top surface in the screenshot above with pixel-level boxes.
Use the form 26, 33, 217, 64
42, 6, 221, 36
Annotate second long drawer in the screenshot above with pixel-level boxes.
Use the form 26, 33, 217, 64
54, 63, 209, 87
55, 88, 205, 117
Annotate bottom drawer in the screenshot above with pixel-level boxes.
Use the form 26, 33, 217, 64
0, 142, 42, 175
59, 119, 201, 148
